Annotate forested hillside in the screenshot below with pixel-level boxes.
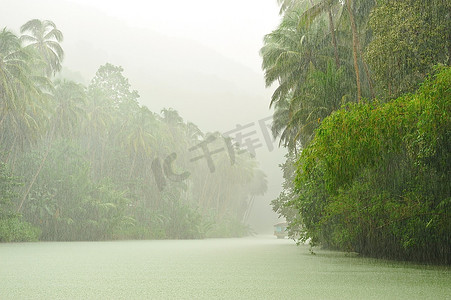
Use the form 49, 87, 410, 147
0, 21, 267, 241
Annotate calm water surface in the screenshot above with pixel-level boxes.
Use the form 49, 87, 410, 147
0, 236, 449, 299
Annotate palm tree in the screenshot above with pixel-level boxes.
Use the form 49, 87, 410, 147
185, 122, 204, 143
277, 0, 313, 15
51, 80, 86, 137
0, 28, 48, 163
271, 92, 301, 150
160, 108, 191, 156
261, 10, 322, 108
17, 80, 86, 212
278, 0, 342, 68
275, 0, 374, 103
262, 6, 344, 149
189, 132, 261, 218
1, 29, 34, 126
242, 169, 268, 223
263, 0, 377, 149
82, 87, 114, 178
271, 60, 350, 151
118, 106, 157, 180
161, 108, 184, 127
20, 19, 64, 77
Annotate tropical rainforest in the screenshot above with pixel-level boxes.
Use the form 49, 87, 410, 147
0, 20, 268, 241
1, 0, 450, 265
265, 0, 450, 263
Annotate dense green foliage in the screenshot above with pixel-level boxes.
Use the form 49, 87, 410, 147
0, 162, 40, 241
366, 0, 451, 99
265, 0, 450, 263
0, 20, 267, 241
295, 67, 450, 263
261, 0, 376, 151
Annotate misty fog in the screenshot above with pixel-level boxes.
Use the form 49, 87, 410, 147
2, 0, 288, 233
1, 0, 450, 298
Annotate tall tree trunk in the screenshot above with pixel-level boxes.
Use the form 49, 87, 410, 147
243, 196, 255, 224
448, 25, 451, 66
5, 135, 17, 165
359, 48, 375, 99
346, 0, 361, 103
17, 122, 56, 213
128, 151, 137, 181
100, 138, 107, 178
327, 7, 340, 68
0, 110, 7, 128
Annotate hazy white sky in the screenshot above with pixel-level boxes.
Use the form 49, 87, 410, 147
64, 0, 281, 73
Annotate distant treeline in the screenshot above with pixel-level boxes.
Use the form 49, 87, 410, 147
265, 0, 450, 263
0, 20, 267, 241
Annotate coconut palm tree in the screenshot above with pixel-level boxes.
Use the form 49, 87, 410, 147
82, 87, 115, 178
118, 106, 157, 180
20, 19, 64, 77
185, 122, 204, 143
277, 0, 313, 14
261, 10, 323, 108
161, 108, 184, 127
264, 0, 377, 149
242, 169, 268, 223
271, 92, 301, 150
279, 0, 342, 68
51, 80, 86, 137
0, 29, 34, 126
261, 6, 340, 149
270, 60, 350, 151
0, 28, 49, 163
275, 0, 374, 103
17, 80, 86, 212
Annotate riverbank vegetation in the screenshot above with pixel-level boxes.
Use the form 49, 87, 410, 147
265, 0, 450, 263
0, 21, 267, 241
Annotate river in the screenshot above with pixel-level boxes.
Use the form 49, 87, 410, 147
0, 236, 449, 299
